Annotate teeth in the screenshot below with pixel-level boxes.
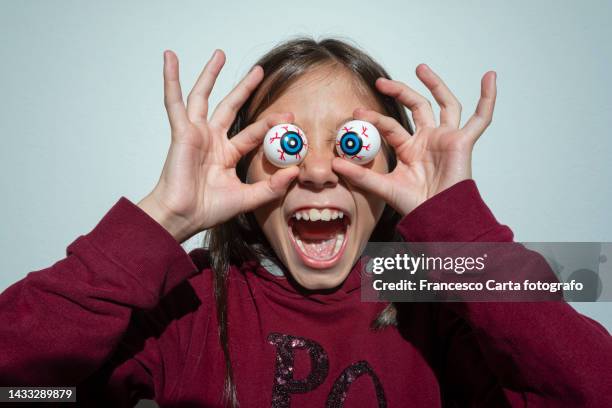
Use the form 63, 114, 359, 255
309, 208, 320, 221
292, 208, 346, 221
295, 236, 306, 252
334, 233, 344, 253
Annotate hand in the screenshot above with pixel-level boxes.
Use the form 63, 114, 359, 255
138, 50, 298, 242
332, 64, 497, 217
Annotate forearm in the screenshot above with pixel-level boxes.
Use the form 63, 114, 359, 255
0, 197, 199, 385
397, 180, 612, 406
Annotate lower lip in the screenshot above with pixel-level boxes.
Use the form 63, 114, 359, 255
288, 222, 349, 269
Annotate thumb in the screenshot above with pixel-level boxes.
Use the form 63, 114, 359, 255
239, 166, 299, 212
332, 158, 393, 202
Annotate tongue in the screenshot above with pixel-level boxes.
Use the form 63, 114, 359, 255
292, 220, 344, 260
301, 236, 338, 259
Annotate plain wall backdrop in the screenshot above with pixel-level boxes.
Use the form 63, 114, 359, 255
1, 0, 611, 331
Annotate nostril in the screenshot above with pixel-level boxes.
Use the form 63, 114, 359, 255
300, 179, 337, 190
298, 153, 339, 188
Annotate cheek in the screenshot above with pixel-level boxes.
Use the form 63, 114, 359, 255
374, 145, 391, 174
253, 201, 278, 237
245, 150, 264, 183
246, 150, 282, 184
359, 190, 386, 225
352, 152, 388, 234
247, 152, 284, 236
352, 187, 386, 238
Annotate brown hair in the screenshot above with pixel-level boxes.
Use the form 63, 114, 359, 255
204, 36, 413, 407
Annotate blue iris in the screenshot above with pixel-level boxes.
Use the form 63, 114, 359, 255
280, 132, 303, 155
339, 132, 362, 155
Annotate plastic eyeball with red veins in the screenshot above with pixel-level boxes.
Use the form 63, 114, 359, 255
335, 120, 381, 164
263, 124, 308, 168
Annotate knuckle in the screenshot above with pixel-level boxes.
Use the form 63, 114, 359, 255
399, 88, 410, 100
430, 81, 442, 92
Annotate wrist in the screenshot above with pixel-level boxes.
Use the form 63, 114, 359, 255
396, 179, 508, 243
137, 194, 196, 243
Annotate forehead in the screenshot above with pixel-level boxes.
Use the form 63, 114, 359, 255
256, 64, 383, 127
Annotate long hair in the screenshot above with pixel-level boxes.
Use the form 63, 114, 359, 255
204, 36, 413, 407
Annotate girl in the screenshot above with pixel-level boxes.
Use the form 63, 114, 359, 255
1, 38, 610, 407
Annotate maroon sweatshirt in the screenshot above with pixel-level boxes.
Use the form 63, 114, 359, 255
0, 180, 611, 407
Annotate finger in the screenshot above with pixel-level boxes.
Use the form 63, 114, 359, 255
416, 64, 462, 128
462, 71, 497, 139
210, 65, 265, 131
353, 108, 411, 153
375, 77, 436, 129
163, 50, 189, 133
229, 112, 294, 162
239, 166, 299, 212
332, 157, 393, 202
186, 49, 226, 123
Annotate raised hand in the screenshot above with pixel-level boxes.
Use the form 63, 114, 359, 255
138, 50, 299, 242
332, 64, 497, 217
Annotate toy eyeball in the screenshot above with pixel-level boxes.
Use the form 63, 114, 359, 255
335, 120, 381, 164
263, 123, 308, 168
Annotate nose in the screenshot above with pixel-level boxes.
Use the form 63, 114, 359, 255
298, 145, 339, 189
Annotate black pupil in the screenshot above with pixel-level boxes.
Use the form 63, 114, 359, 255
340, 132, 362, 155
280, 131, 303, 155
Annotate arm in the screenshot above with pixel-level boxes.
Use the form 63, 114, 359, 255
0, 197, 199, 391
397, 180, 612, 407
1, 48, 296, 404
330, 61, 611, 406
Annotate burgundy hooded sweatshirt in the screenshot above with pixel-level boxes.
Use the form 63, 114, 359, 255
0, 180, 610, 407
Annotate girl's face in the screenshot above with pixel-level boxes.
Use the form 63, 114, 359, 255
247, 65, 389, 290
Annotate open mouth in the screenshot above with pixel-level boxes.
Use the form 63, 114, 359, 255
287, 208, 350, 269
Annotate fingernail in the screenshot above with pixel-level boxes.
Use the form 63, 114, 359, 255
210, 49, 218, 60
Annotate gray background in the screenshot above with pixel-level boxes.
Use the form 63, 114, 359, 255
1, 0, 610, 335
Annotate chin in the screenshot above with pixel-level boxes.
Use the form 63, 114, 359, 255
286, 259, 354, 290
